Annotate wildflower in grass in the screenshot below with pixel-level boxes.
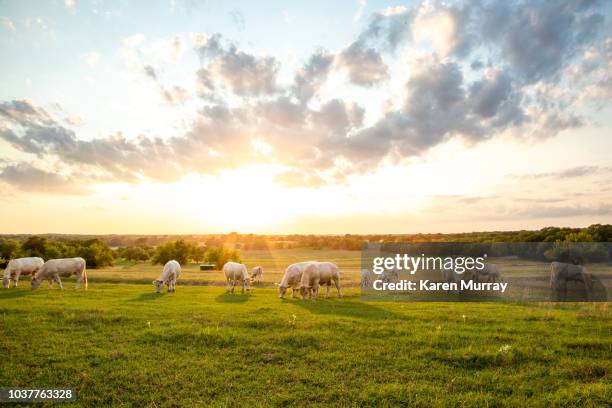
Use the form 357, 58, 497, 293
498, 344, 512, 354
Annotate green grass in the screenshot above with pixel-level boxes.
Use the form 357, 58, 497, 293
0, 284, 610, 407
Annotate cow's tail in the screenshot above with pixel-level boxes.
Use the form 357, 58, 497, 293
83, 263, 88, 290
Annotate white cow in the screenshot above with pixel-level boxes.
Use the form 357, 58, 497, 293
31, 257, 87, 290
440, 266, 474, 292
381, 268, 400, 284
153, 260, 181, 293
278, 262, 311, 298
550, 261, 592, 300
3, 257, 44, 288
360, 269, 373, 289
472, 264, 502, 283
250, 266, 263, 284
300, 262, 342, 299
223, 261, 251, 294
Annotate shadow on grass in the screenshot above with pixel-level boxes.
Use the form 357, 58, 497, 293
0, 289, 32, 299
290, 298, 405, 320
215, 292, 251, 303
128, 292, 167, 302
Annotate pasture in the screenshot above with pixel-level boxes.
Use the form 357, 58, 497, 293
0, 250, 610, 406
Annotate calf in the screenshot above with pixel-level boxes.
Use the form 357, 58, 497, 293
250, 266, 263, 284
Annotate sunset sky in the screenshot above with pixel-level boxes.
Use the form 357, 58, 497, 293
1, 0, 611, 234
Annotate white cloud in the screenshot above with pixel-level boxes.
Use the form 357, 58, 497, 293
0, 16, 15, 32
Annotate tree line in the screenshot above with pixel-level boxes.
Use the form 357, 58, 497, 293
0, 236, 241, 269
1, 224, 611, 268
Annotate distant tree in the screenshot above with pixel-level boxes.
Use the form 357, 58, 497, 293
152, 240, 195, 265
119, 246, 153, 261
21, 236, 48, 258
204, 246, 241, 270
0, 239, 21, 267
76, 239, 115, 268
0, 239, 21, 260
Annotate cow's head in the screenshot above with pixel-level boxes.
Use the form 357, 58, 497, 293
278, 284, 288, 298
300, 285, 310, 299
2, 277, 9, 289
31, 276, 42, 290
152, 279, 164, 293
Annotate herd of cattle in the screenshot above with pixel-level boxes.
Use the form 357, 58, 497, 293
1, 256, 598, 300
0, 256, 342, 299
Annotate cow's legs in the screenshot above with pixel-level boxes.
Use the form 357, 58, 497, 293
334, 279, 342, 298
13, 271, 21, 288
291, 287, 298, 298
312, 283, 319, 299
325, 284, 331, 298
75, 272, 83, 289
54, 274, 64, 290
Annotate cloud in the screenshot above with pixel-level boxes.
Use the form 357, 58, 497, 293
195, 33, 279, 96
141, 64, 189, 105
292, 48, 334, 102
480, 0, 605, 83
0, 163, 87, 195
358, 6, 414, 52
0, 0, 610, 191
337, 41, 389, 87
0, 16, 16, 32
511, 166, 612, 180
353, 0, 367, 22
229, 10, 245, 31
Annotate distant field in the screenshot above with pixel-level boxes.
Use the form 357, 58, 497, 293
90, 249, 364, 287
0, 250, 610, 406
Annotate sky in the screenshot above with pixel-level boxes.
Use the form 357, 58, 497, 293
0, 0, 611, 234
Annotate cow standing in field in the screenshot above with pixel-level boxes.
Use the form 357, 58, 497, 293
300, 262, 342, 299
153, 260, 181, 293
278, 261, 311, 298
250, 266, 263, 284
550, 261, 592, 301
3, 257, 44, 288
223, 261, 251, 294
31, 258, 87, 290
361, 269, 373, 289
471, 264, 502, 283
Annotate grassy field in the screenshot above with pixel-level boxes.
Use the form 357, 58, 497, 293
0, 250, 611, 406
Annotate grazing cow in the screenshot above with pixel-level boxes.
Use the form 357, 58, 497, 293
361, 269, 373, 289
3, 257, 44, 288
153, 260, 181, 293
250, 266, 263, 284
223, 261, 251, 294
31, 258, 87, 290
550, 261, 592, 301
300, 262, 342, 299
440, 266, 475, 293
381, 268, 400, 284
472, 264, 502, 283
278, 262, 311, 298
